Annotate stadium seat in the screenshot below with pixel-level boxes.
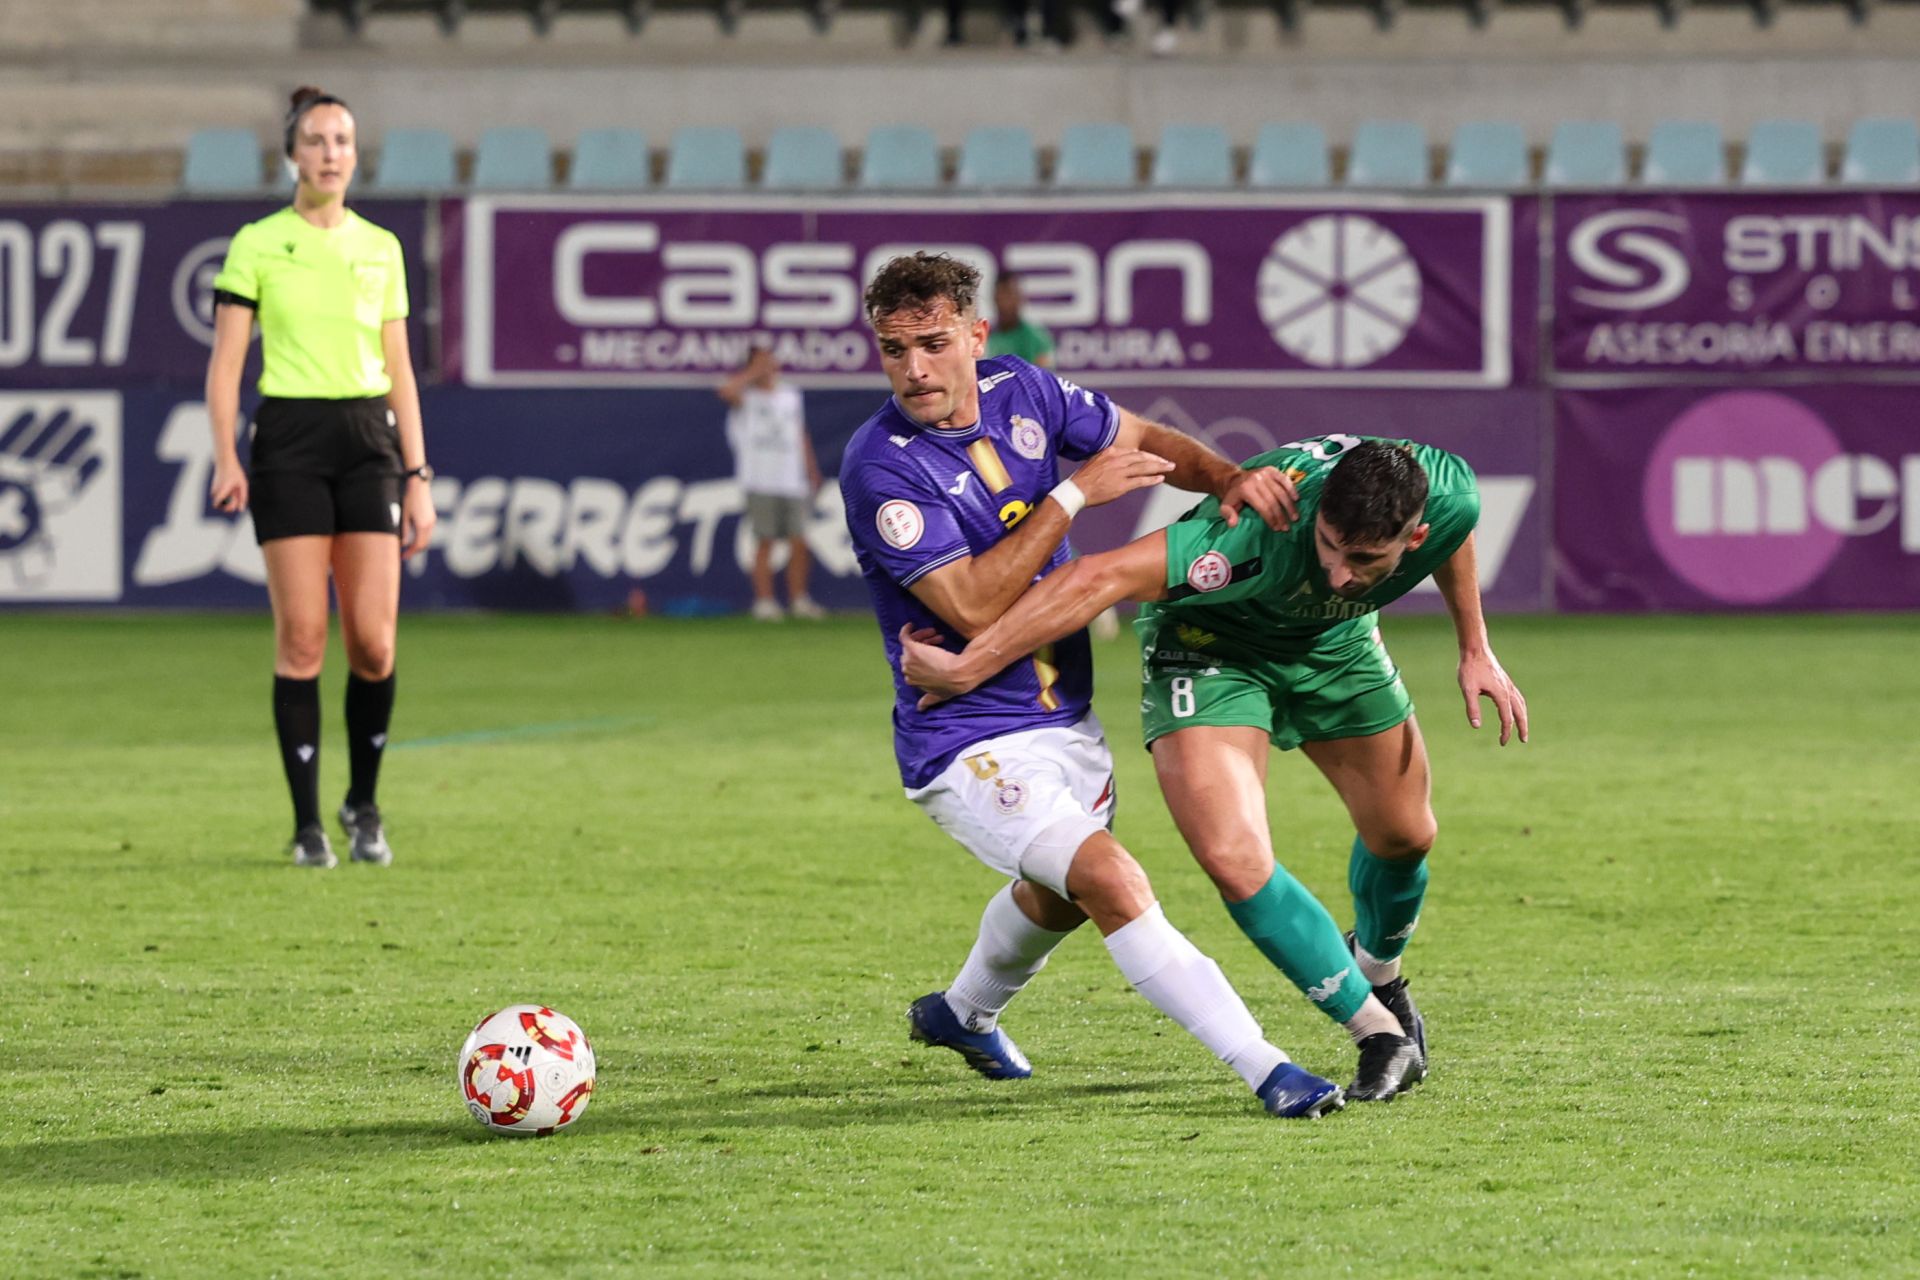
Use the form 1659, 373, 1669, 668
471, 127, 553, 190
1055, 123, 1136, 188
1347, 121, 1429, 188
1444, 121, 1528, 187
1842, 117, 1920, 185
1545, 121, 1626, 186
1742, 119, 1825, 185
1643, 120, 1727, 186
666, 126, 746, 189
957, 127, 1039, 189
763, 126, 844, 189
568, 128, 651, 189
181, 128, 264, 192
372, 128, 457, 192
860, 125, 942, 189
1249, 123, 1330, 188
1151, 124, 1234, 188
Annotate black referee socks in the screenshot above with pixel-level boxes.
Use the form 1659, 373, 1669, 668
344, 671, 396, 809
273, 675, 322, 832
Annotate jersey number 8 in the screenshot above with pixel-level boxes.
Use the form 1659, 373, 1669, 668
1170, 676, 1196, 719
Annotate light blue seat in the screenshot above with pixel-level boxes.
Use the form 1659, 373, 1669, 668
182, 129, 264, 192
957, 126, 1038, 189
1643, 120, 1727, 186
860, 125, 942, 189
1545, 121, 1626, 186
1444, 121, 1528, 187
471, 127, 553, 190
1055, 123, 1136, 188
1742, 119, 1825, 185
1842, 117, 1920, 185
568, 128, 651, 190
373, 128, 457, 192
1249, 123, 1329, 188
763, 126, 843, 189
666, 126, 746, 189
1348, 121, 1429, 188
1151, 124, 1233, 188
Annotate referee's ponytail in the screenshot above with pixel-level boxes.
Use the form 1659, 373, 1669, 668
284, 85, 350, 156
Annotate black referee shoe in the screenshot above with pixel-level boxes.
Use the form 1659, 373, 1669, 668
1349, 1033, 1423, 1102
289, 823, 337, 869
338, 800, 393, 866
1346, 931, 1428, 1081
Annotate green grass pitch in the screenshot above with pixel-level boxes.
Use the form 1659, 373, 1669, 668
3, 610, 1917, 1277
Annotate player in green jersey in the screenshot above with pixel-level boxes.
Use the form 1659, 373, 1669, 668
899, 435, 1528, 1102
205, 86, 434, 870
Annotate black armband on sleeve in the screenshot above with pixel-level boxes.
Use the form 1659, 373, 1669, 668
213, 289, 257, 311
1162, 557, 1263, 602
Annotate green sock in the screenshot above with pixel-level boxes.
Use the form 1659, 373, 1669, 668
1223, 865, 1373, 1024
1348, 835, 1429, 963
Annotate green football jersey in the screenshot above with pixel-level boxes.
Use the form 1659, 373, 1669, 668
985, 320, 1054, 364
1139, 435, 1480, 661
213, 207, 409, 399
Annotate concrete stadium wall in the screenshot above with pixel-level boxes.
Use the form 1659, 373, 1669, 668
4, 1, 1920, 163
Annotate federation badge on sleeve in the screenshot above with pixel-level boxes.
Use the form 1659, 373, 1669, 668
876, 500, 925, 550
1009, 415, 1047, 460
1186, 550, 1232, 593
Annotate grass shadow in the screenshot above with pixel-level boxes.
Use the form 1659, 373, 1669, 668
2, 1073, 1266, 1187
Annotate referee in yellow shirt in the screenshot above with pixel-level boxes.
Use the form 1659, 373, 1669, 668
205, 86, 436, 869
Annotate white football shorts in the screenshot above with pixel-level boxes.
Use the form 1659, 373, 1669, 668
905, 713, 1117, 898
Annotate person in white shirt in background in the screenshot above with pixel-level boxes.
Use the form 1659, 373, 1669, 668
719, 346, 825, 620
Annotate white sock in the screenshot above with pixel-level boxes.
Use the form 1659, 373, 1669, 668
1344, 993, 1405, 1044
943, 883, 1074, 1032
1103, 903, 1289, 1091
1352, 937, 1401, 986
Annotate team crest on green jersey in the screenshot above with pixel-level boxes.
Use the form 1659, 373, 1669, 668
1175, 623, 1216, 649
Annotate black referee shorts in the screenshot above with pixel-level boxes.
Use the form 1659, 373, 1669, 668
248, 397, 403, 544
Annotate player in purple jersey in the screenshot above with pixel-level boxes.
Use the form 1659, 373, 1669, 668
842, 251, 1346, 1119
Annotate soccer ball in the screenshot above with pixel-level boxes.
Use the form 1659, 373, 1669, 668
457, 1004, 596, 1137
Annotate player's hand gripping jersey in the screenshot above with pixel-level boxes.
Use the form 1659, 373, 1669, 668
1140, 435, 1481, 663
843, 356, 1121, 787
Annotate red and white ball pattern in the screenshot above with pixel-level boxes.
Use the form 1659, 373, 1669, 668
458, 1004, 596, 1137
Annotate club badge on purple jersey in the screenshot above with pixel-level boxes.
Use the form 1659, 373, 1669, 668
841, 355, 1122, 789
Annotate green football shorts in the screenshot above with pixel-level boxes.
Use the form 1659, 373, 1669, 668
1137, 617, 1415, 751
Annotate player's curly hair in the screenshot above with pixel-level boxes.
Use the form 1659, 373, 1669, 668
1321, 442, 1430, 544
864, 253, 981, 323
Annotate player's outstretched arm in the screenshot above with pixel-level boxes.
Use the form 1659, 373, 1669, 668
1433, 532, 1529, 746
1113, 408, 1298, 531
903, 532, 1171, 707
910, 446, 1173, 637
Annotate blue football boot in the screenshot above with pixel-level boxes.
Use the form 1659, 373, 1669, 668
1256, 1062, 1346, 1119
907, 992, 1032, 1080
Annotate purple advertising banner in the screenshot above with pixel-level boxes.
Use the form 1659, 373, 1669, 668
0, 200, 429, 389
444, 195, 1530, 390
1554, 192, 1920, 377
1556, 384, 1920, 610
0, 382, 1545, 612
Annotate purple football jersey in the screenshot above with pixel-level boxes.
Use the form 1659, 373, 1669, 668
841, 355, 1120, 788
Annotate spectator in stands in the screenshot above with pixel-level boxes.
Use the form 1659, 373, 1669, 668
719, 346, 825, 621
1111, 0, 1190, 53
205, 85, 432, 870
946, 0, 1067, 47
986, 273, 1055, 368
